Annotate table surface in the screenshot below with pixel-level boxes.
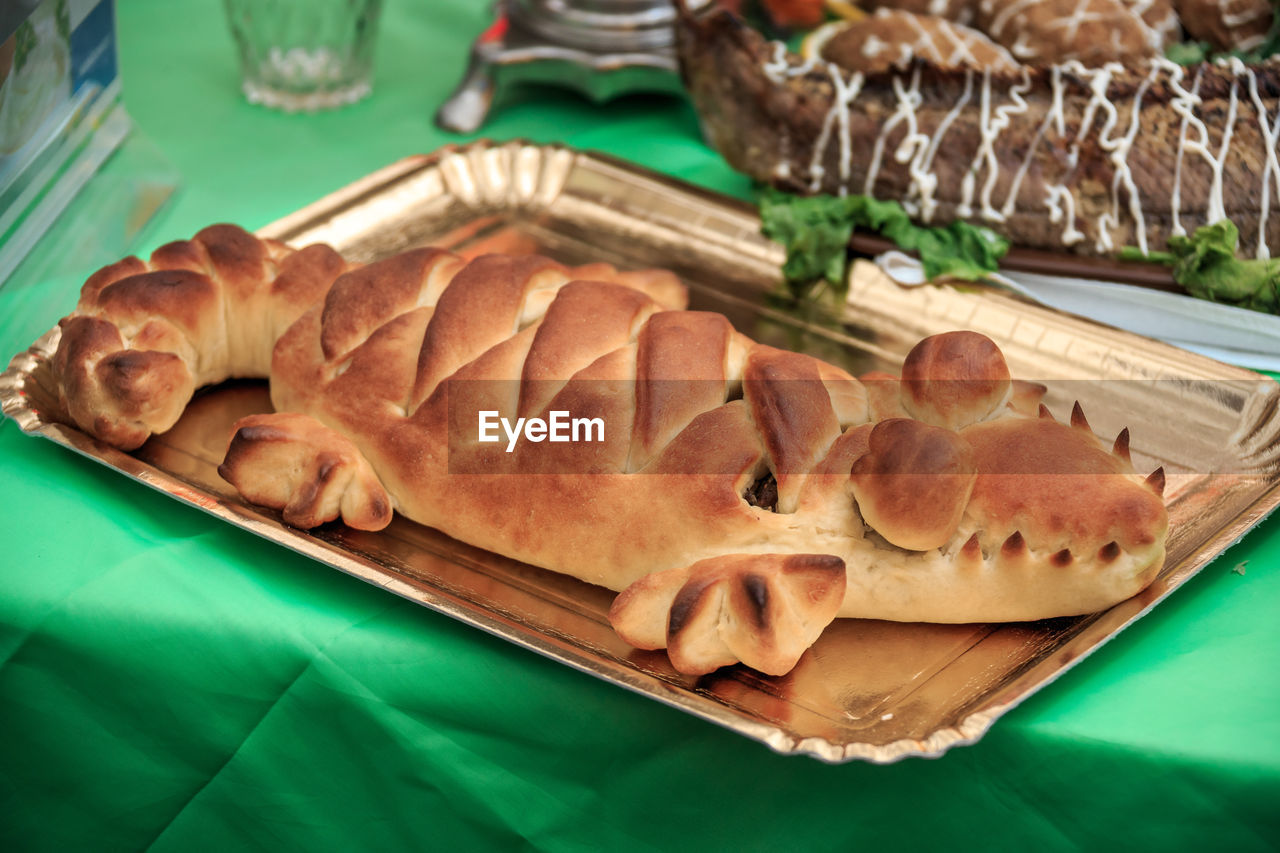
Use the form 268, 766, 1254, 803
1, 2, 1277, 850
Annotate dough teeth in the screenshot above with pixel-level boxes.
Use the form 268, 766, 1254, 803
1070, 400, 1091, 432
957, 533, 984, 569
1146, 466, 1166, 497
1001, 530, 1025, 556
1112, 427, 1131, 463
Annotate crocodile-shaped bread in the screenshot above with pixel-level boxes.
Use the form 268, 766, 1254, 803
50, 225, 1170, 676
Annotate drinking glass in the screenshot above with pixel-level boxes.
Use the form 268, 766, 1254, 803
224, 0, 383, 111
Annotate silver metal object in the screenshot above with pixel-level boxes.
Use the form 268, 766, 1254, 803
436, 0, 711, 133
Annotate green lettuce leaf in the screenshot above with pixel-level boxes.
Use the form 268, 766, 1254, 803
1164, 39, 1211, 65
1119, 221, 1280, 315
759, 189, 1010, 298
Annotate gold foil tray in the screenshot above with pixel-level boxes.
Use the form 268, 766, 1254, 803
5, 140, 1280, 763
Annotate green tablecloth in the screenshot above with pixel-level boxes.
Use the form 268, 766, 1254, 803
2, 2, 1277, 849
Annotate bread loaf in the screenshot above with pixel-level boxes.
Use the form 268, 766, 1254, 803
51, 227, 1169, 676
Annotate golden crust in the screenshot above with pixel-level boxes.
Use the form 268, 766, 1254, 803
219, 412, 393, 531
53, 315, 194, 450
609, 553, 847, 676
900, 330, 1012, 430
318, 247, 462, 362
631, 311, 735, 472
53, 224, 351, 448
849, 418, 977, 551
743, 346, 843, 512
961, 414, 1168, 556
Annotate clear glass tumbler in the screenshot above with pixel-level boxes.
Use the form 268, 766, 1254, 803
223, 0, 383, 111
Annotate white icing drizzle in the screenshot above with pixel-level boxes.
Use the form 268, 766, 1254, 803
1001, 69, 1067, 221
1049, 62, 1123, 248
864, 67, 923, 198
1222, 0, 1271, 30
863, 34, 889, 60
763, 42, 819, 85
1070, 62, 1122, 167
809, 63, 866, 194
1081, 67, 1124, 251
1244, 63, 1280, 259
958, 67, 1032, 222
913, 68, 976, 222
763, 42, 789, 83
981, 67, 1033, 221
1168, 58, 1241, 230
1211, 62, 1243, 228
898, 13, 997, 69
956, 71, 993, 218
1045, 185, 1084, 245
1040, 65, 1084, 244
891, 71, 932, 217
1056, 0, 1103, 49
1168, 62, 1203, 239
1096, 62, 1159, 254
986, 0, 1040, 48
832, 67, 867, 191
989, 0, 1165, 59
1227, 0, 1271, 51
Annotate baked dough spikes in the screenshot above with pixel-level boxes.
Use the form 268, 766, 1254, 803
1113, 427, 1131, 462
1070, 401, 1091, 431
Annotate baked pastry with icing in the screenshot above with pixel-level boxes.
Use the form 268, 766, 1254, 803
50, 226, 1170, 676
1122, 0, 1184, 46
869, 0, 1183, 48
974, 0, 1164, 65
1176, 0, 1273, 52
815, 8, 1018, 73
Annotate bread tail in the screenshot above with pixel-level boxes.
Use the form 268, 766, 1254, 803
51, 224, 351, 449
